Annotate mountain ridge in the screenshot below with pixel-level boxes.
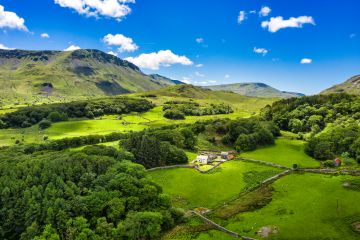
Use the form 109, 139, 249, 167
321, 75, 360, 95
0, 49, 178, 105
204, 82, 305, 98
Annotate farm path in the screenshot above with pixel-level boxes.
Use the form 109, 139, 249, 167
188, 210, 256, 240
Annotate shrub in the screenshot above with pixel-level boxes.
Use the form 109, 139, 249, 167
164, 110, 185, 120
39, 119, 52, 130
323, 160, 335, 168
48, 111, 68, 122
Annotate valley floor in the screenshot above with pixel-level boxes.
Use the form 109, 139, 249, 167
148, 138, 360, 240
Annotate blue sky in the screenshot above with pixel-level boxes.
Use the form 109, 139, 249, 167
0, 0, 359, 94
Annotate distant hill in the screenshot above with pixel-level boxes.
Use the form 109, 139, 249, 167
149, 74, 184, 85
136, 84, 277, 114
321, 75, 360, 95
0, 49, 177, 105
204, 83, 304, 98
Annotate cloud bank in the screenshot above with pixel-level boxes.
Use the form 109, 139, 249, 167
125, 50, 193, 70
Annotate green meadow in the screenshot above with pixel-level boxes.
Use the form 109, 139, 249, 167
147, 161, 282, 209
192, 173, 360, 240
0, 92, 274, 146
241, 137, 320, 168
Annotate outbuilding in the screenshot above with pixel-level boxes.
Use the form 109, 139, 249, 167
334, 158, 342, 167
196, 155, 209, 164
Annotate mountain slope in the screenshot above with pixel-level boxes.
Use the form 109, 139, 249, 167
0, 49, 176, 105
149, 74, 184, 85
204, 83, 304, 98
321, 75, 360, 95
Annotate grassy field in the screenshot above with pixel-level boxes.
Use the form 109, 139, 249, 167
45, 117, 149, 139
0, 97, 270, 146
168, 174, 360, 240
147, 161, 282, 209
191, 173, 360, 240
241, 137, 320, 168
0, 85, 276, 146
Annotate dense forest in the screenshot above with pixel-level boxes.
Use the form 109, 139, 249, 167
192, 118, 280, 152
163, 101, 233, 120
0, 97, 154, 129
261, 93, 360, 161
0, 146, 184, 240
122, 127, 197, 168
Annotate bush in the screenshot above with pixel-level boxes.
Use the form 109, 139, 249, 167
164, 110, 185, 120
323, 160, 335, 168
39, 119, 52, 130
48, 111, 68, 122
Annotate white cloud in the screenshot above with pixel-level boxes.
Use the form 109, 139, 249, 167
182, 77, 192, 84
300, 58, 312, 64
195, 71, 205, 77
64, 45, 81, 51
103, 34, 138, 52
41, 33, 50, 38
107, 51, 118, 56
196, 38, 204, 44
261, 16, 315, 33
0, 5, 28, 31
0, 43, 14, 50
253, 47, 269, 56
209, 80, 217, 84
224, 74, 230, 79
195, 64, 204, 68
259, 6, 271, 17
125, 50, 193, 70
54, 0, 135, 21
237, 11, 246, 24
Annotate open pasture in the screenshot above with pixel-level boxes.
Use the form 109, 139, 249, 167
147, 161, 281, 209
241, 137, 320, 168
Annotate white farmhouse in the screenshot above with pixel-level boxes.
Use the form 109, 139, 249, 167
196, 155, 209, 164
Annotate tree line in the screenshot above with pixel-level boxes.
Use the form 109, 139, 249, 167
261, 93, 360, 162
122, 128, 197, 168
0, 97, 154, 129
191, 117, 280, 152
163, 101, 233, 120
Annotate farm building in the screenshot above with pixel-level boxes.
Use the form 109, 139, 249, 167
196, 155, 209, 164
221, 152, 229, 159
221, 152, 235, 160
334, 158, 342, 167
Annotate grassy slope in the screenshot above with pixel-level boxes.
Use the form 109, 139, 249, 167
204, 83, 304, 98
195, 174, 360, 240
0, 49, 171, 106
0, 86, 275, 146
241, 137, 319, 168
147, 161, 281, 209
321, 75, 360, 95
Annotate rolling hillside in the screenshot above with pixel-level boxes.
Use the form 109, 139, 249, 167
204, 82, 304, 98
149, 74, 184, 85
136, 84, 277, 113
0, 49, 177, 106
321, 75, 360, 95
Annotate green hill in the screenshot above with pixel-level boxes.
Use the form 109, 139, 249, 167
321, 75, 360, 95
149, 74, 184, 85
136, 84, 277, 112
204, 82, 304, 98
0, 49, 177, 106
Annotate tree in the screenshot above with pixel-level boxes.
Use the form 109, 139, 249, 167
289, 119, 303, 133
39, 119, 52, 130
48, 111, 67, 122
180, 128, 197, 150
164, 109, 185, 120
123, 212, 163, 240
